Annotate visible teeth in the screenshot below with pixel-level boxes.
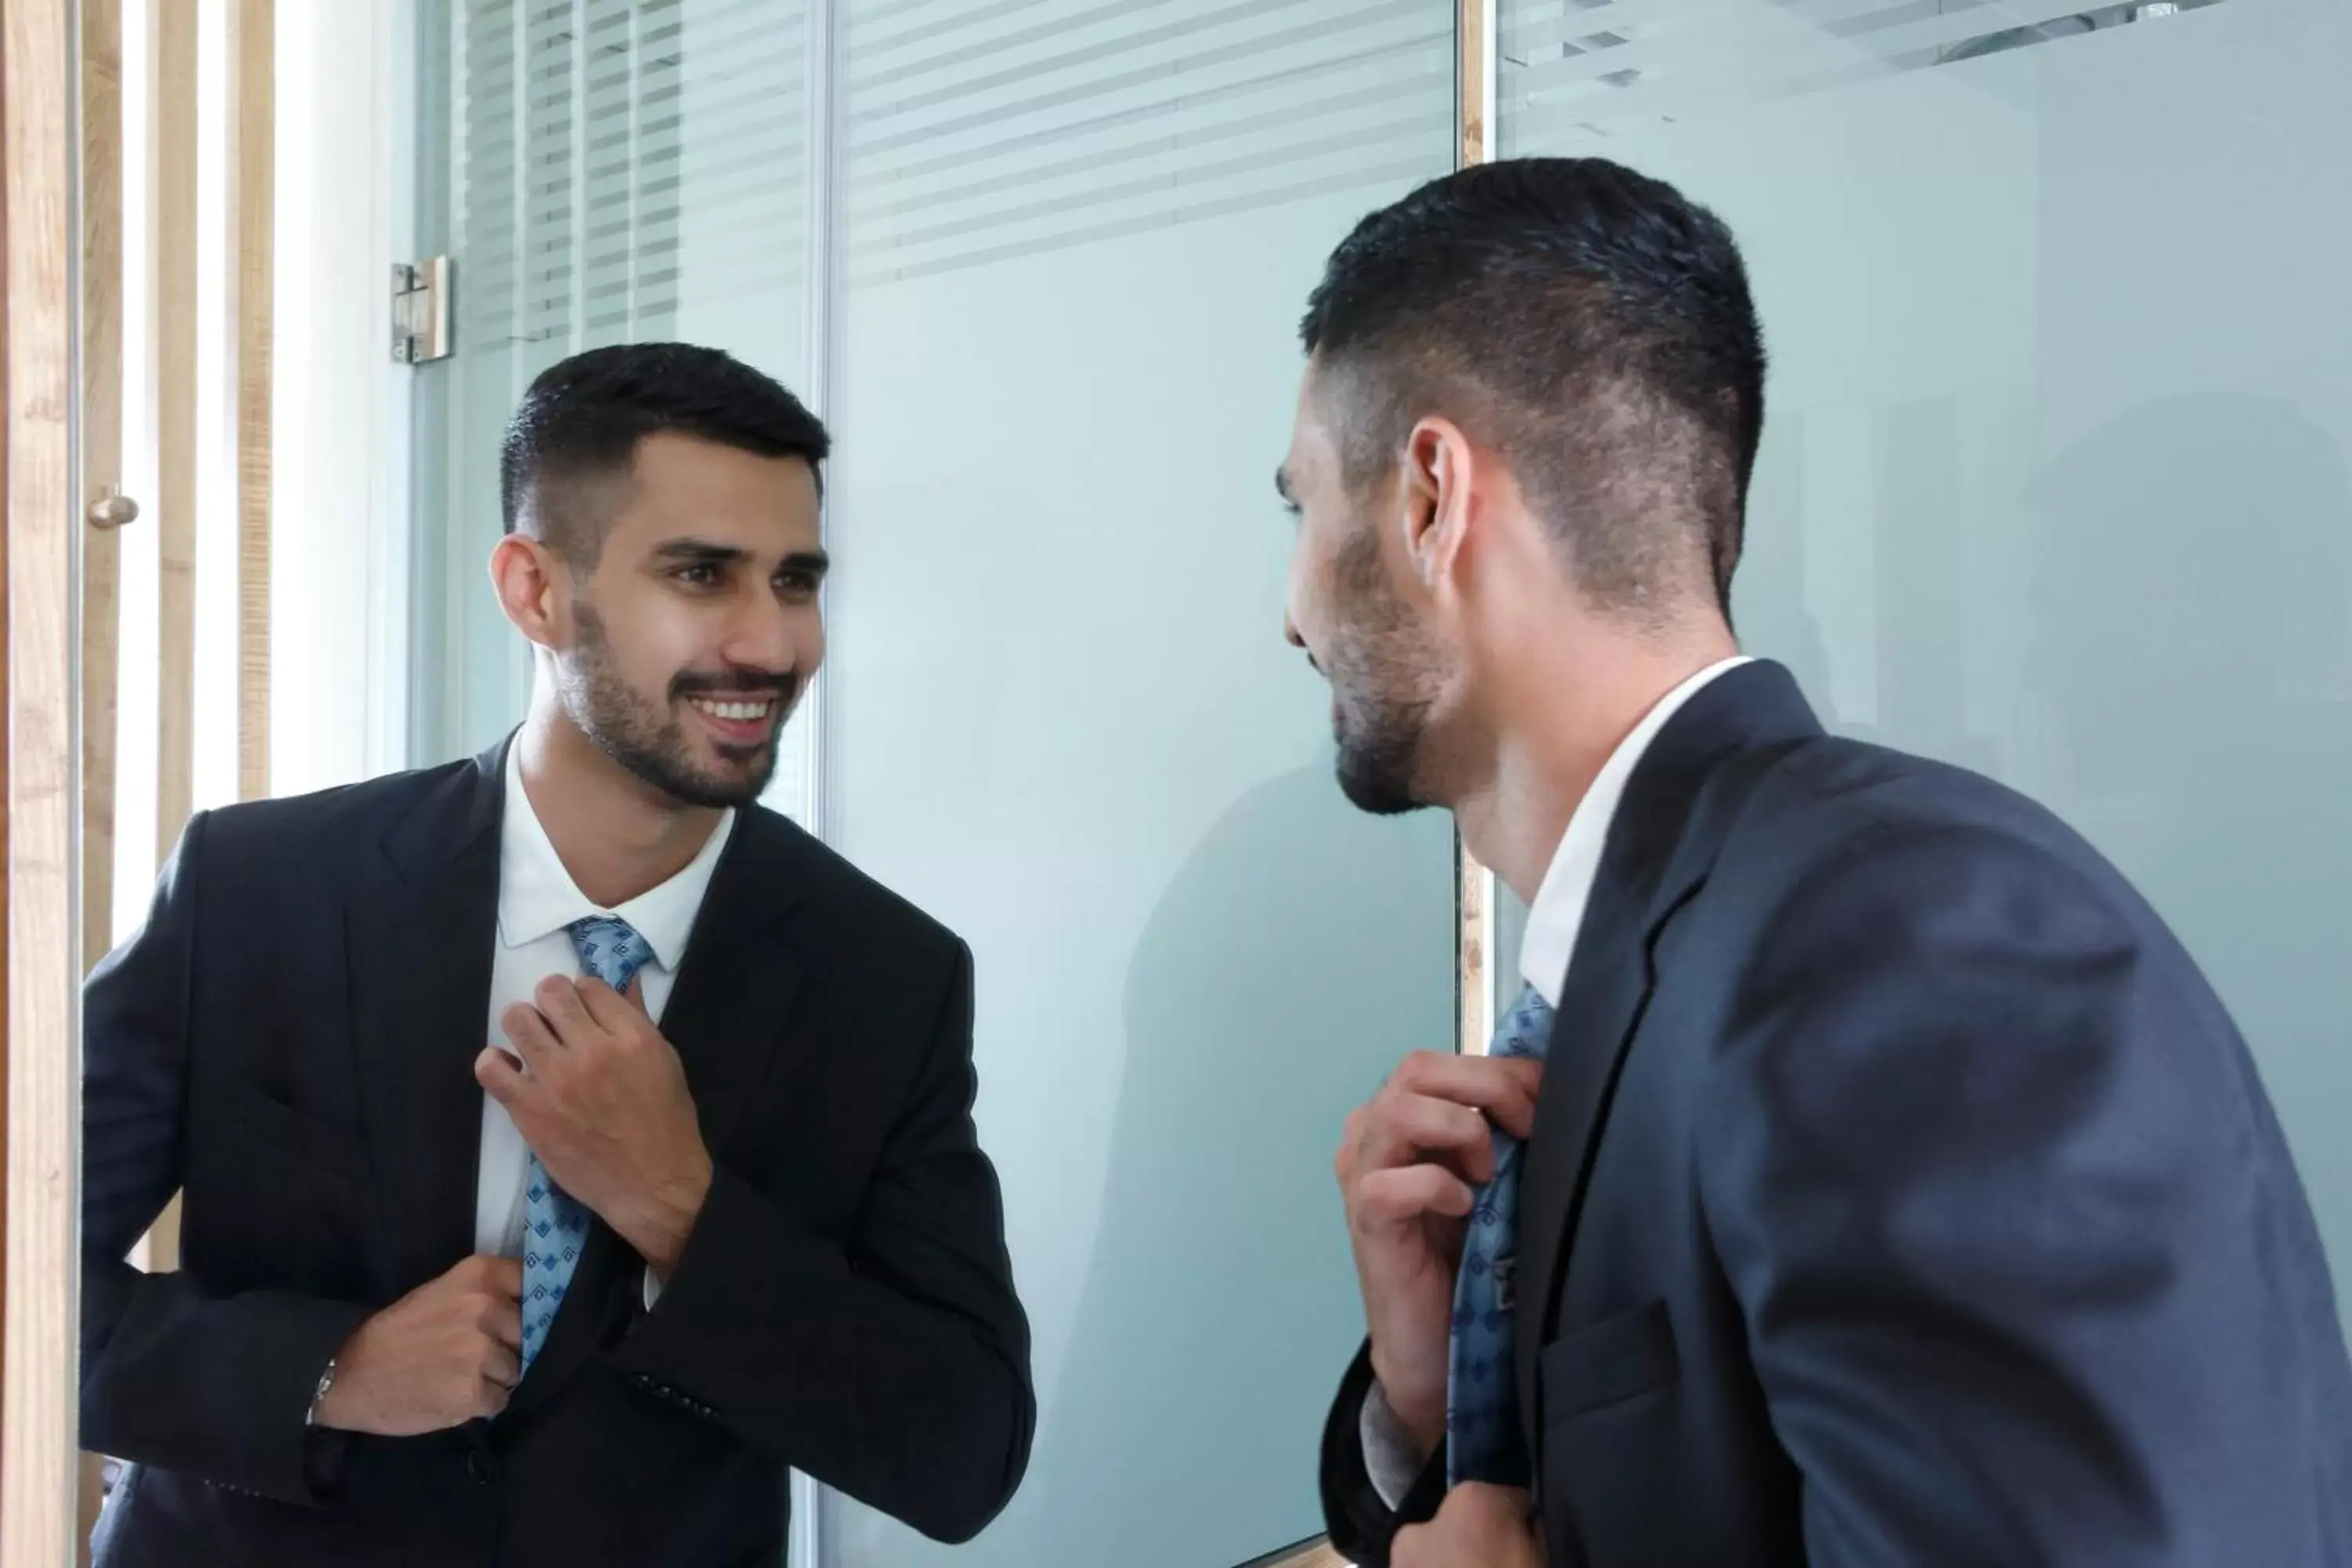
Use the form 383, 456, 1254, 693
691, 698, 772, 722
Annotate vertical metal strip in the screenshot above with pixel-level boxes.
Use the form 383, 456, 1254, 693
1455, 0, 1499, 1054
565, 1, 586, 350
797, 0, 845, 847
789, 2, 843, 1557
374, 0, 418, 779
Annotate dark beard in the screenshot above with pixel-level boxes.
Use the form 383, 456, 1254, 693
1334, 693, 1431, 816
563, 604, 790, 809
1327, 530, 1439, 817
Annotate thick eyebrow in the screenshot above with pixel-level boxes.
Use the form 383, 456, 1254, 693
1275, 465, 1300, 512
651, 538, 748, 568
649, 539, 830, 578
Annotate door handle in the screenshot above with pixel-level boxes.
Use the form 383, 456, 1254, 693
86, 486, 140, 530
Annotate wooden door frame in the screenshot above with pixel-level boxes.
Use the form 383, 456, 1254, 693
2, 0, 84, 1562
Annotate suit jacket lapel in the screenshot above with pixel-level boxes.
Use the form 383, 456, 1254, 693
653, 808, 809, 1155
1512, 662, 1823, 1452
1510, 858, 1653, 1461
503, 805, 811, 1421
347, 742, 508, 1298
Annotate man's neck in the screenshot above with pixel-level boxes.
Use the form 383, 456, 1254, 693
516, 705, 724, 909
1457, 628, 1737, 904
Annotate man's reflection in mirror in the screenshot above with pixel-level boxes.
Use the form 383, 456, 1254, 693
80, 344, 1035, 1566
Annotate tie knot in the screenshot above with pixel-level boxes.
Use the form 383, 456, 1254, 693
569, 915, 655, 994
1492, 983, 1555, 1062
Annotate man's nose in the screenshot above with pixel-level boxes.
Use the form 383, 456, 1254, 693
722, 592, 798, 677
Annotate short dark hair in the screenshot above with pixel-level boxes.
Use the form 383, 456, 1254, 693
1301, 158, 1765, 615
499, 342, 831, 568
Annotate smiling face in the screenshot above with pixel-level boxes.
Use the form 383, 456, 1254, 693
546, 430, 826, 808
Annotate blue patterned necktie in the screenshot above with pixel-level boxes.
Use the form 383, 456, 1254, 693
1446, 982, 1558, 1487
519, 914, 655, 1373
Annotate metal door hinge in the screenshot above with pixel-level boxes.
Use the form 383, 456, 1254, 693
392, 258, 452, 364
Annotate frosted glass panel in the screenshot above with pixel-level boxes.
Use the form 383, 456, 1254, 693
825, 2, 1457, 1563
1500, 0, 2352, 1327
412, 0, 819, 823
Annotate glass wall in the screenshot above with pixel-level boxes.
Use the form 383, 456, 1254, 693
1497, 0, 2352, 1327
824, 5, 1456, 1563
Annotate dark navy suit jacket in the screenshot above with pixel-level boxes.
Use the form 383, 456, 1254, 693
1325, 661, 2352, 1566
82, 743, 1034, 1567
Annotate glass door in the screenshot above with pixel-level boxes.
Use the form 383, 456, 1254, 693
401, 2, 1463, 1563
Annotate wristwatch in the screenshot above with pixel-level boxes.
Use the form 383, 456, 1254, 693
305, 1356, 339, 1428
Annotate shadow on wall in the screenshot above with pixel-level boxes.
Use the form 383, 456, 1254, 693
1026, 754, 1452, 1568
2022, 392, 2352, 1313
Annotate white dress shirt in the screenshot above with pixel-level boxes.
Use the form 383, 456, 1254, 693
477, 744, 735, 1304
1361, 655, 1753, 1504
1513, 655, 1753, 1007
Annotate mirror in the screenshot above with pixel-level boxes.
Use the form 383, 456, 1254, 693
51, 2, 1457, 1566
9, 0, 2349, 1565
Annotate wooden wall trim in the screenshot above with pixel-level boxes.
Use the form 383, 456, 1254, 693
75, 1, 125, 1550
233, 0, 271, 803
132, 0, 197, 1285
2, 0, 84, 1561
79, 0, 120, 992
154, 0, 194, 862
1457, 0, 1493, 170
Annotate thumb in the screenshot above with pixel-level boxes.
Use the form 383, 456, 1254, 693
475, 1045, 524, 1102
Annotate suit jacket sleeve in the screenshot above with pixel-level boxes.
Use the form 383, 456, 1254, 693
1320, 1341, 1448, 1566
79, 811, 375, 1505
1701, 821, 2339, 1565
607, 937, 1035, 1545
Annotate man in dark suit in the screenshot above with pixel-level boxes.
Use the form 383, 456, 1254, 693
80, 343, 1034, 1566
1279, 159, 2352, 1566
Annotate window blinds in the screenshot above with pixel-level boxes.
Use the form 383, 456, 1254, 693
456, 0, 809, 356
844, 0, 1452, 284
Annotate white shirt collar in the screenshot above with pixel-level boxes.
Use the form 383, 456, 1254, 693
496, 742, 736, 971
1517, 656, 1753, 1008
